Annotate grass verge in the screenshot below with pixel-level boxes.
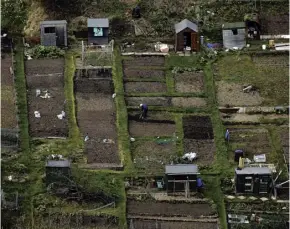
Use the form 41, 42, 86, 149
64, 52, 83, 148
14, 46, 30, 152
112, 46, 133, 172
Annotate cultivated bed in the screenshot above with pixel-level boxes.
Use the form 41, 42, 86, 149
123, 68, 165, 80
182, 116, 215, 165
122, 56, 165, 67
124, 81, 167, 93
128, 113, 176, 137
131, 139, 177, 173
74, 74, 120, 165
226, 127, 272, 160
128, 219, 217, 229
127, 199, 216, 217
174, 71, 205, 93
25, 59, 68, 138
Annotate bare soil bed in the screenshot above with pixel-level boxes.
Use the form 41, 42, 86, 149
25, 58, 68, 138
124, 82, 167, 93
128, 219, 217, 229
131, 140, 177, 173
126, 96, 171, 107
183, 116, 214, 140
226, 127, 272, 159
129, 115, 175, 137
171, 97, 207, 108
1, 54, 18, 129
260, 14, 289, 35
27, 89, 68, 137
216, 81, 263, 106
183, 139, 215, 166
75, 90, 119, 164
175, 71, 204, 93
75, 68, 112, 79
122, 56, 165, 67
252, 54, 289, 67
123, 68, 165, 80
127, 199, 215, 217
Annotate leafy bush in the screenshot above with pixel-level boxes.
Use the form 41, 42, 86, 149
27, 45, 65, 59
171, 66, 201, 74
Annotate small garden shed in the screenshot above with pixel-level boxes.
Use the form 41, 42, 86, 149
40, 20, 67, 47
222, 22, 246, 49
174, 19, 199, 52
45, 160, 71, 186
165, 164, 199, 196
87, 18, 109, 45
235, 167, 272, 195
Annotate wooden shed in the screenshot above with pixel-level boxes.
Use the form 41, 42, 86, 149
222, 22, 246, 49
87, 18, 109, 45
235, 167, 272, 195
165, 164, 199, 197
40, 20, 67, 47
45, 160, 71, 186
174, 19, 199, 52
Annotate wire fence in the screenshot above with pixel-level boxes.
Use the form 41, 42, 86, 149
81, 40, 114, 67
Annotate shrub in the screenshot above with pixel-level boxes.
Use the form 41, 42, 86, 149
27, 45, 65, 59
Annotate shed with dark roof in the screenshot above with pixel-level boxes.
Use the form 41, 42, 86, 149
165, 164, 199, 195
174, 19, 200, 52
45, 159, 71, 186
235, 167, 272, 195
87, 18, 109, 45
40, 20, 67, 47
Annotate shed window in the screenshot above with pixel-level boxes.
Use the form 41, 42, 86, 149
94, 27, 103, 37
44, 27, 55, 34
232, 29, 238, 35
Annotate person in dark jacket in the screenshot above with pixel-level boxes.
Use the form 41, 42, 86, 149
140, 104, 148, 119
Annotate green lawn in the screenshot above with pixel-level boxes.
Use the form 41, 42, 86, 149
216, 54, 288, 105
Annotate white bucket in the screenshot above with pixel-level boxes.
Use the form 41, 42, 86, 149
262, 45, 266, 50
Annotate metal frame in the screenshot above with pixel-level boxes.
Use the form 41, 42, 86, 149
81, 40, 114, 67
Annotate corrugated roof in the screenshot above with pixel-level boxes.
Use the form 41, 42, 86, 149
165, 164, 199, 175
88, 18, 109, 28
222, 22, 245, 29
46, 160, 71, 168
40, 20, 67, 25
175, 19, 198, 34
235, 167, 271, 175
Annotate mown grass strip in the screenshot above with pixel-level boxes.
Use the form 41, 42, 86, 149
203, 63, 229, 175
14, 46, 30, 152
112, 47, 133, 173
174, 114, 184, 157
64, 52, 83, 148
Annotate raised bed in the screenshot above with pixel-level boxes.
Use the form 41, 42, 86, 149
123, 68, 165, 80
171, 97, 207, 108
174, 71, 205, 93
126, 97, 171, 107
128, 218, 217, 229
122, 56, 165, 67
124, 82, 167, 93
25, 58, 68, 138
128, 113, 175, 137
127, 199, 216, 217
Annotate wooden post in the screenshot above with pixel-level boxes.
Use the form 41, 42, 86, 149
81, 40, 84, 67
